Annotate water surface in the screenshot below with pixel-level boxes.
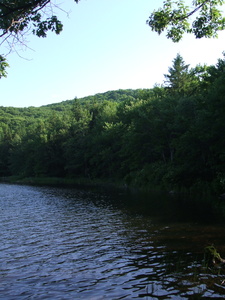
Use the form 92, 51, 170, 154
0, 183, 225, 299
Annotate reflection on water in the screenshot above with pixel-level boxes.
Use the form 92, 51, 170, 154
0, 183, 225, 299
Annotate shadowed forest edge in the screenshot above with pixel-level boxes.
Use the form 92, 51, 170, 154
1, 54, 225, 215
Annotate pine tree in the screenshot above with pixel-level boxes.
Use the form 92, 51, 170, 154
164, 54, 191, 95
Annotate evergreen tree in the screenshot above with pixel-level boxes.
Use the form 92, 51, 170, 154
164, 54, 191, 95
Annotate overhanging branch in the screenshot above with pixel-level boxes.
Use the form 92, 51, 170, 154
0, 1, 50, 18
171, 0, 211, 21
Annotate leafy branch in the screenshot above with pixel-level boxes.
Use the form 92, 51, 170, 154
147, 0, 225, 42
0, 0, 79, 78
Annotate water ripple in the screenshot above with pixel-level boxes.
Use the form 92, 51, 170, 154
1, 183, 225, 299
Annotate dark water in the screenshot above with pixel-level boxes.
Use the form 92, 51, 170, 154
1, 183, 225, 299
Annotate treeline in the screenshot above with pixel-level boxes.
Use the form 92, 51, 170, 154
1, 54, 225, 195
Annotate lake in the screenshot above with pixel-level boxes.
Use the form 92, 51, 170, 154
1, 183, 225, 299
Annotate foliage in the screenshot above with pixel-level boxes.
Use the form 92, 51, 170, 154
148, 0, 225, 42
164, 53, 194, 95
0, 1, 79, 38
0, 55, 9, 78
0, 0, 79, 76
1, 54, 225, 198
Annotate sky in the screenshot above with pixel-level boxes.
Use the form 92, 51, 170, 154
1, 0, 225, 108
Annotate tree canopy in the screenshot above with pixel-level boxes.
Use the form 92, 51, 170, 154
147, 0, 225, 42
0, 0, 79, 77
1, 1, 225, 78
1, 54, 225, 196
0, 1, 79, 39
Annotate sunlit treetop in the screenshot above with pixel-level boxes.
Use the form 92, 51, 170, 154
147, 0, 225, 42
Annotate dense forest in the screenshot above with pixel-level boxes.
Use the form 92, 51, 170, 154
1, 54, 225, 196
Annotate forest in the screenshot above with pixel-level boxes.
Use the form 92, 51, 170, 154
1, 54, 225, 197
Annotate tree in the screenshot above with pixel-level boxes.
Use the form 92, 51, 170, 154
0, 0, 79, 77
0, 55, 9, 78
147, 0, 225, 42
164, 53, 192, 95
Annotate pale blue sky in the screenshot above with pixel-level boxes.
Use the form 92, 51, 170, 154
1, 0, 225, 107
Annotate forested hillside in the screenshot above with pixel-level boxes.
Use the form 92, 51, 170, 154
1, 55, 225, 196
